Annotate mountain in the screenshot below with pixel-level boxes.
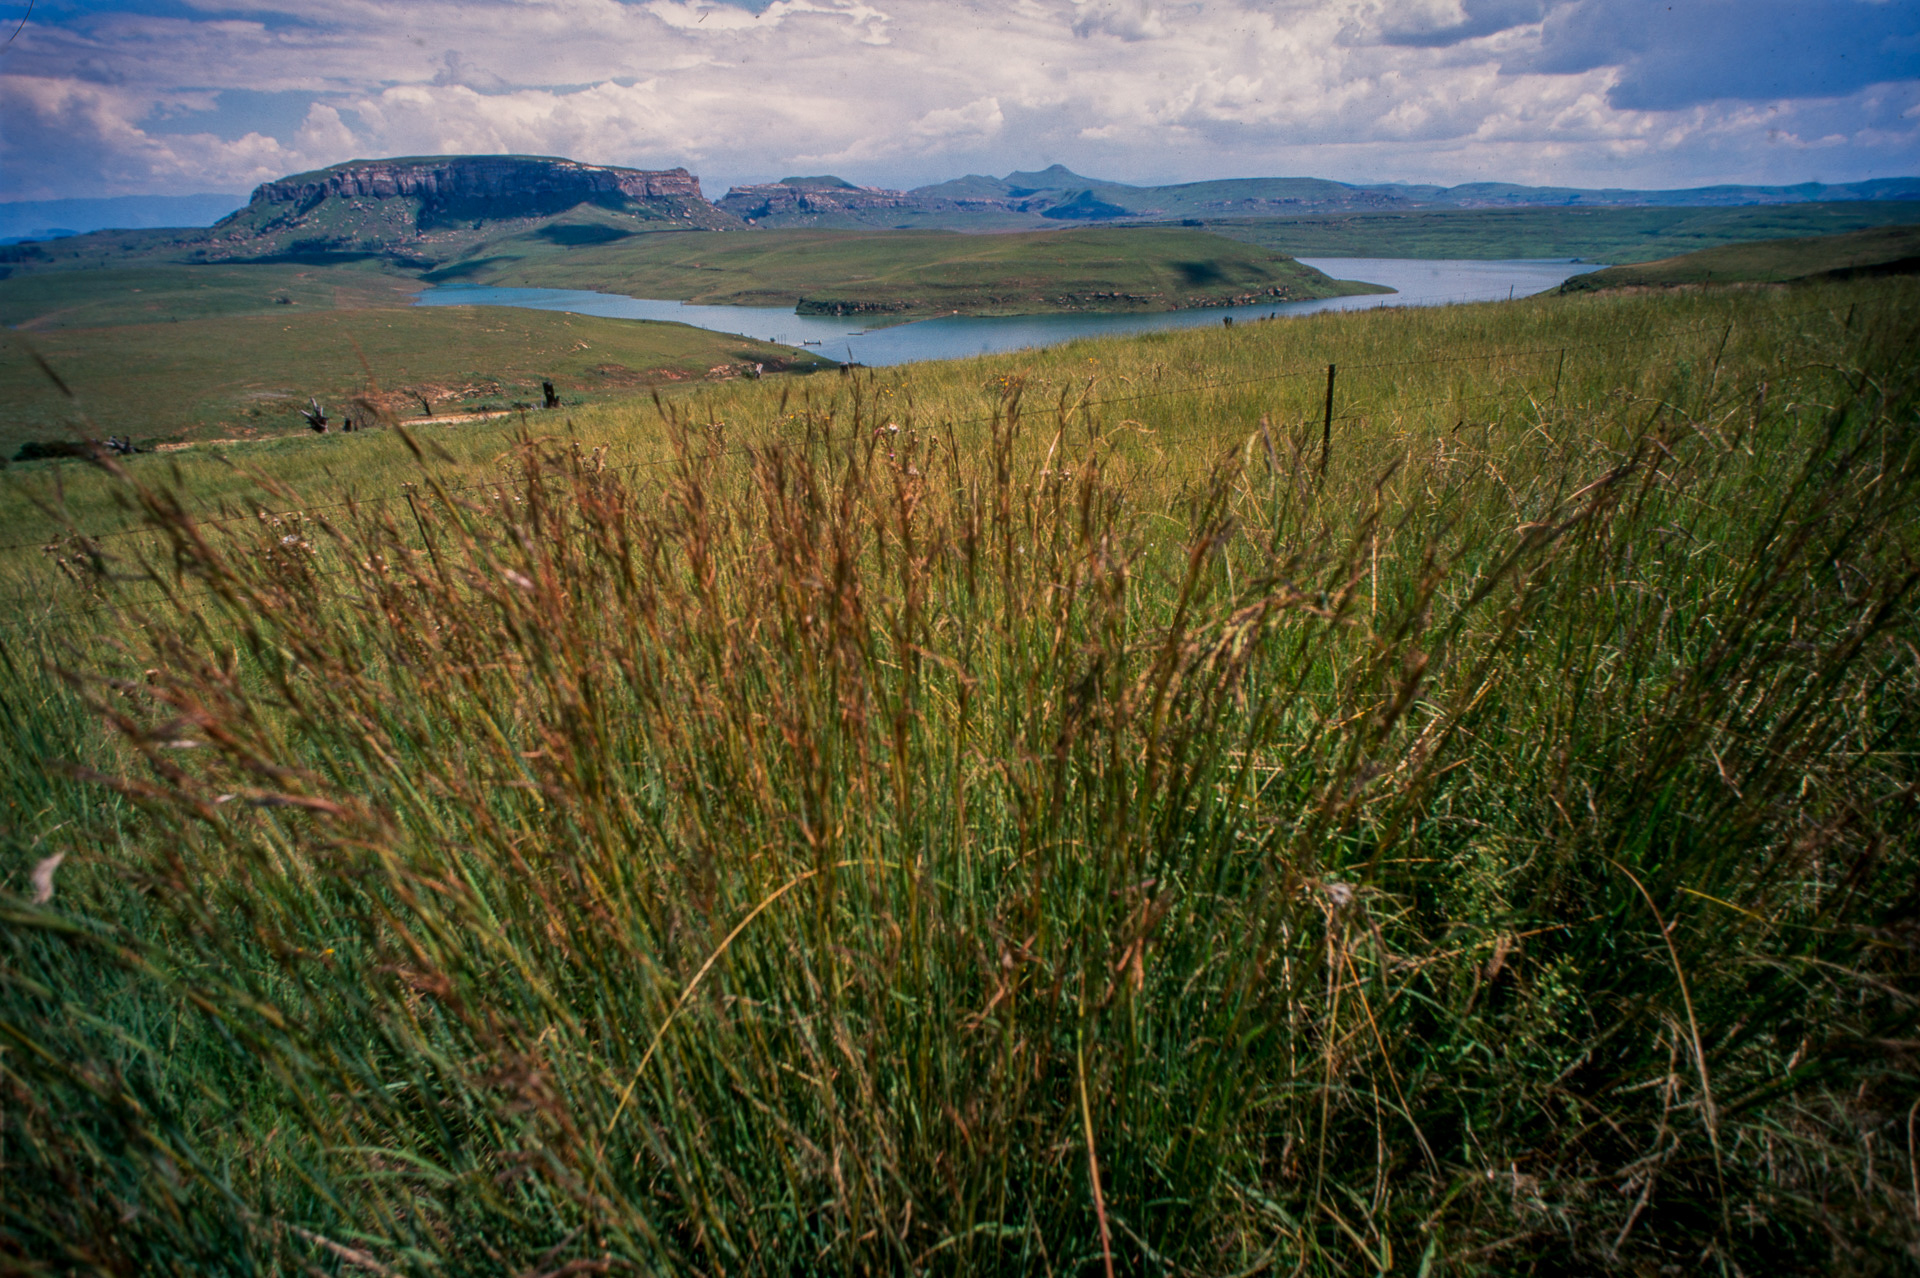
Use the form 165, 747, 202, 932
0, 193, 247, 243
718, 168, 1920, 230
12, 155, 1917, 279
3, 156, 746, 278
184, 155, 741, 264
715, 175, 914, 222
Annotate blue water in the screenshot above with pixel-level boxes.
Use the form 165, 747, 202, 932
415, 257, 1603, 368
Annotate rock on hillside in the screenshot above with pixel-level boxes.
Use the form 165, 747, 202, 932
716, 176, 913, 222
192, 155, 741, 264
251, 156, 706, 213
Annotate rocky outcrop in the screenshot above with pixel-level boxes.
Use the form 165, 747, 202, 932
187, 155, 741, 265
251, 156, 708, 211
718, 178, 910, 221
794, 297, 918, 316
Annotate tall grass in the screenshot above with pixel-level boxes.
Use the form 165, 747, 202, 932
3, 279, 1918, 1274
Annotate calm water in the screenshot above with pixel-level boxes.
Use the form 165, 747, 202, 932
415, 257, 1603, 368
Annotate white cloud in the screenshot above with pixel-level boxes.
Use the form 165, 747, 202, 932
1071, 0, 1167, 41
910, 96, 1005, 143
646, 0, 893, 44
0, 0, 1913, 201
294, 102, 357, 156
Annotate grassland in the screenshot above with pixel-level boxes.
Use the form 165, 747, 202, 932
0, 223, 1379, 453
3, 276, 1917, 1275
1187, 198, 1920, 262
1560, 222, 1920, 292
7, 216, 1383, 323
0, 262, 833, 454
425, 224, 1384, 317
0, 262, 422, 330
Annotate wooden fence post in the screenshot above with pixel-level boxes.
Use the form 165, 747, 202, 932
1319, 363, 1336, 479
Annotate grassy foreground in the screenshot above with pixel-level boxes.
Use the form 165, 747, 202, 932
2, 278, 1918, 1274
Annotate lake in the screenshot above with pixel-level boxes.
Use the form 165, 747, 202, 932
415, 257, 1604, 368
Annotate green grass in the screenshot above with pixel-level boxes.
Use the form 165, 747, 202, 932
190, 184, 737, 266
2, 277, 1918, 1274
422, 225, 1385, 317
1186, 199, 1920, 263
1, 299, 834, 455
0, 262, 421, 331
1561, 222, 1920, 291
7, 219, 1383, 325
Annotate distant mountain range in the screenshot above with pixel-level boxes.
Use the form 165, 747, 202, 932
0, 156, 739, 267
716, 166, 1920, 230
6, 158, 1916, 247
0, 193, 247, 243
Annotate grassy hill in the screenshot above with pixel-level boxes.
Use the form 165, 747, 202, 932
0, 221, 1379, 453
0, 262, 831, 453
1559, 222, 1920, 291
7, 204, 1382, 324
1179, 199, 1920, 263
425, 225, 1386, 318
0, 261, 422, 330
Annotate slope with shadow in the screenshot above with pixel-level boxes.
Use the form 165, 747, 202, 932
1559, 223, 1920, 292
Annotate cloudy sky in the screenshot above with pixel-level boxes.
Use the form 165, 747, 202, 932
1, 0, 1916, 203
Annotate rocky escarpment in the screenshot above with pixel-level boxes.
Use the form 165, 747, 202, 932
191, 155, 740, 264
717, 176, 911, 222
252, 155, 707, 214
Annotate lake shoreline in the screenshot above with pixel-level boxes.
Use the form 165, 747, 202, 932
415, 258, 1604, 367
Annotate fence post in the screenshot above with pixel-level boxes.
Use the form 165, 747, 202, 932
1319, 363, 1336, 479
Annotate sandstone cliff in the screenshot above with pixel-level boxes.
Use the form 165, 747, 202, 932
716, 177, 910, 222
189, 154, 739, 264
251, 155, 707, 212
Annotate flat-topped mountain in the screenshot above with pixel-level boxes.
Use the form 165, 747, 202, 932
249, 155, 708, 218
716, 175, 912, 222
183, 155, 740, 263
12, 152, 1918, 288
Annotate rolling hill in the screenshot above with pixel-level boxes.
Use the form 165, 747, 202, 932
416, 224, 1384, 319
713, 165, 1920, 231
1558, 223, 1920, 292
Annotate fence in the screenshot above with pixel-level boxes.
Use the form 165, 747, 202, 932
0, 301, 1864, 628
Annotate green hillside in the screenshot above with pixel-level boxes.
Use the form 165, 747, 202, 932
1559, 222, 1920, 291
426, 225, 1385, 318
1, 272, 830, 454
0, 262, 421, 330
1183, 199, 1920, 263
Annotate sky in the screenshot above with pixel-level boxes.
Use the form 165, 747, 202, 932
1, 0, 1916, 203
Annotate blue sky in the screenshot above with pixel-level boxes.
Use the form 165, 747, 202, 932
2, 0, 1915, 202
